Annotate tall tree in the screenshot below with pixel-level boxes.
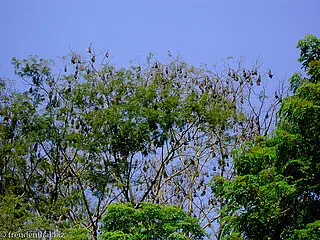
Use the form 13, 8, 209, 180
211, 34, 320, 239
1, 50, 278, 239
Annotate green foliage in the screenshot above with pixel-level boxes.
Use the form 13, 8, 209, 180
60, 224, 90, 240
1, 49, 275, 239
100, 202, 206, 240
297, 34, 320, 81
212, 34, 320, 239
289, 220, 320, 240
289, 34, 320, 93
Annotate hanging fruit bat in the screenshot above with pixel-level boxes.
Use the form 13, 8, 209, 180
268, 70, 273, 78
106, 51, 109, 58
251, 68, 258, 75
242, 70, 247, 78
201, 189, 206, 196
256, 75, 261, 86
71, 56, 77, 64
91, 55, 96, 63
3, 117, 8, 124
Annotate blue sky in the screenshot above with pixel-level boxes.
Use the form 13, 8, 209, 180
0, 0, 319, 89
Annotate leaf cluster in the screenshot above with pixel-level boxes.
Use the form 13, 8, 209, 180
100, 202, 206, 240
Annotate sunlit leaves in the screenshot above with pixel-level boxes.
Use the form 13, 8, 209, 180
297, 34, 320, 73
101, 202, 206, 240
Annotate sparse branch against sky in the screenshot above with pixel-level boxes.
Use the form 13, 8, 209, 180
1, 0, 319, 89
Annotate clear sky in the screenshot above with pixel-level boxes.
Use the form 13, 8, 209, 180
0, 0, 319, 89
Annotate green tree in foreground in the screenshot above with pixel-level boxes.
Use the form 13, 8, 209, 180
211, 34, 320, 239
100, 202, 206, 240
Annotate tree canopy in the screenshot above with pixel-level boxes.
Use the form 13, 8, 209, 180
4, 35, 319, 239
100, 202, 206, 240
211, 34, 320, 239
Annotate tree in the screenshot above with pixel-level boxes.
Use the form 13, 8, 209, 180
0, 50, 278, 239
211, 34, 320, 239
100, 202, 206, 239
